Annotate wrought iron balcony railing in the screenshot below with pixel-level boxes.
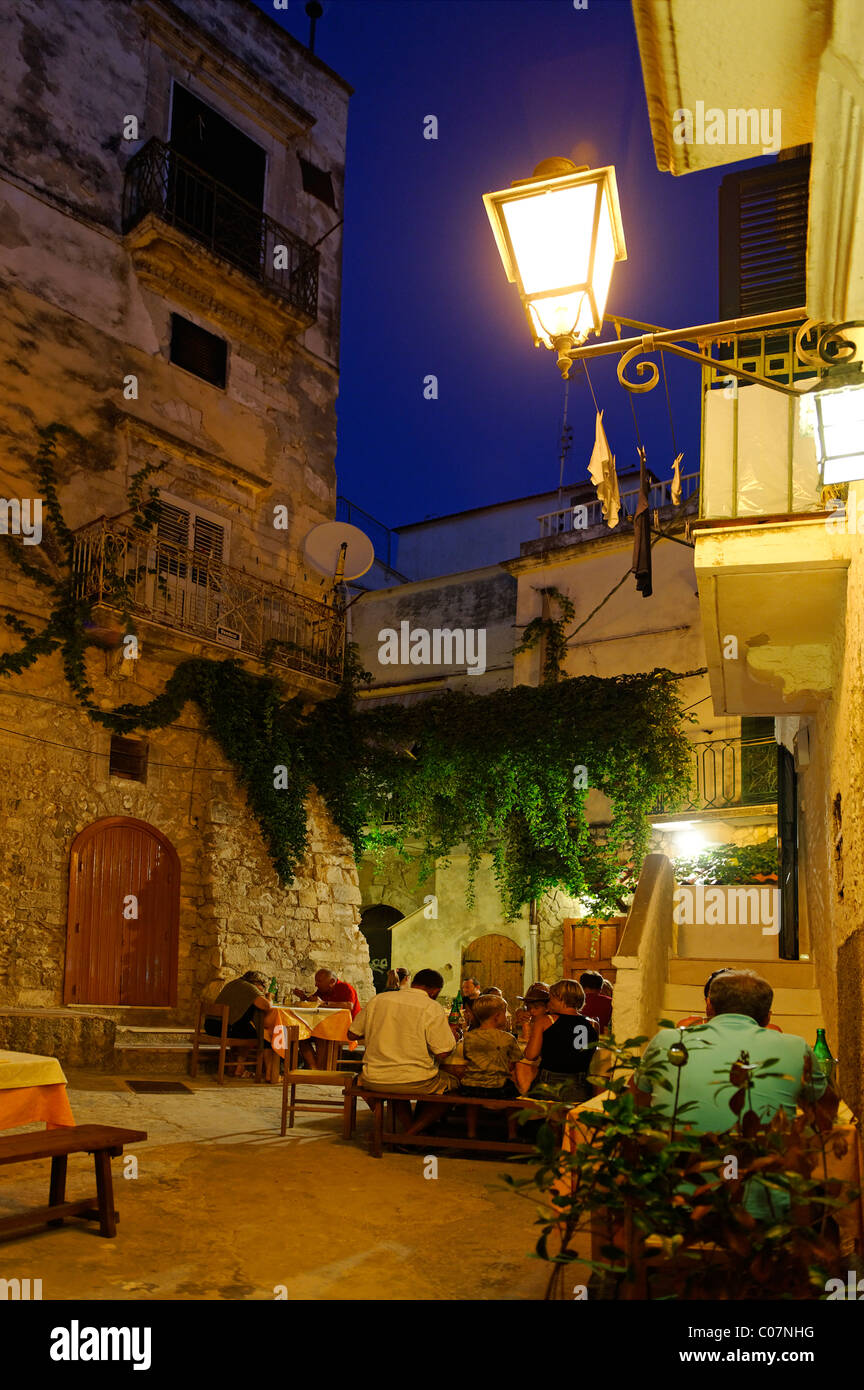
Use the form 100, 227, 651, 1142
538, 472, 700, 539
122, 138, 319, 323
73, 519, 344, 684
653, 736, 777, 815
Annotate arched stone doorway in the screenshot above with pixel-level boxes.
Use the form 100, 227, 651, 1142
63, 817, 180, 1007
360, 904, 404, 992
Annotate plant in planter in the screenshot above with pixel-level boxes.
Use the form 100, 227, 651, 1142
503, 1031, 855, 1300
674, 840, 779, 886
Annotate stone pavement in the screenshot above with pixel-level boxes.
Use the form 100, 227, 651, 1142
0, 1071, 552, 1301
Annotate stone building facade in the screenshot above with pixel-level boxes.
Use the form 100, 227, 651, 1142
0, 0, 372, 1024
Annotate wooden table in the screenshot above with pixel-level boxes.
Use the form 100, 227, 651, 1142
0, 1050, 75, 1131
265, 1006, 355, 1069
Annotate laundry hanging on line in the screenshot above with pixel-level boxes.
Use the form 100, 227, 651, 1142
632, 446, 653, 598
587, 409, 620, 528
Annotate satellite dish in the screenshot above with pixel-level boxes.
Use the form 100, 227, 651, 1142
303, 521, 375, 582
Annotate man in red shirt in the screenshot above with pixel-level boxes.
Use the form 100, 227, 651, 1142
579, 971, 613, 1033
293, 970, 360, 1068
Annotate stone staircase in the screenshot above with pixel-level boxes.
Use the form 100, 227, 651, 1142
663, 958, 824, 1040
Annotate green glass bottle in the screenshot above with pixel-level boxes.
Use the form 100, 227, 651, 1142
813, 1027, 835, 1083
454, 989, 464, 1014
448, 996, 462, 1026
269, 976, 278, 1003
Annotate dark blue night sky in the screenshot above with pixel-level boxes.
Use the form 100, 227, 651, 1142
260, 0, 771, 531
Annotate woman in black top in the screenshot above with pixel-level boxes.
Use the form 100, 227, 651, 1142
524, 978, 598, 1101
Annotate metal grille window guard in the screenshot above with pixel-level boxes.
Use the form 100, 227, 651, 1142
73, 519, 344, 684
653, 736, 777, 815
122, 138, 319, 323
538, 472, 700, 539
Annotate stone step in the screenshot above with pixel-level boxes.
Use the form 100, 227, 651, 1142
663, 983, 823, 1017
115, 1026, 194, 1048
67, 1005, 182, 1028
667, 958, 817, 990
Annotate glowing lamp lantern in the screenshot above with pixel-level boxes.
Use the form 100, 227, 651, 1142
812, 367, 864, 484
483, 158, 627, 375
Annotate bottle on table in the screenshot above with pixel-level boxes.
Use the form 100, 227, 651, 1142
269, 976, 278, 1004
813, 1027, 836, 1084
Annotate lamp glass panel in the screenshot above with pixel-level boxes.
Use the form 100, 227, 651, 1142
818, 384, 864, 483
500, 181, 598, 296
528, 291, 592, 346
591, 193, 617, 324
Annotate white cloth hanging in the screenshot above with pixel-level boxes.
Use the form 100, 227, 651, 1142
588, 410, 620, 528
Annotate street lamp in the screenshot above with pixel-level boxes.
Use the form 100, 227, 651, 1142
809, 366, 864, 484
483, 158, 627, 376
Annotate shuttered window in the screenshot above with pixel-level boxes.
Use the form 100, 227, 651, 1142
298, 155, 336, 209
156, 500, 226, 581
169, 314, 228, 387
718, 155, 810, 320
109, 736, 149, 783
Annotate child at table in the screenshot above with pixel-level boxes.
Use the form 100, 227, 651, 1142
456, 995, 522, 1098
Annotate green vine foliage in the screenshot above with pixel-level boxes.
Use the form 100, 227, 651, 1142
0, 426, 692, 912
514, 585, 576, 683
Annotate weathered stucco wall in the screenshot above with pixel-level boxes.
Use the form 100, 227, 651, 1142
797, 482, 864, 1116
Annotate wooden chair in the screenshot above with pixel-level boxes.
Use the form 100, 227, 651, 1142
189, 1000, 264, 1085
279, 1024, 356, 1134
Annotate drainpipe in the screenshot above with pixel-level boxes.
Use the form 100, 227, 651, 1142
528, 898, 540, 983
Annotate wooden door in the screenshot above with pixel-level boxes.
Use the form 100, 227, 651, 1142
64, 817, 180, 1007
563, 917, 626, 984
462, 934, 525, 1008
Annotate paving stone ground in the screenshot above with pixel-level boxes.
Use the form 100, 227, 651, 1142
0, 1071, 557, 1301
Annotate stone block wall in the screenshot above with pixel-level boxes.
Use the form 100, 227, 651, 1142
0, 648, 372, 1022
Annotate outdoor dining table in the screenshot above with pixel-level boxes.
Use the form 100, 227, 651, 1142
264, 1005, 356, 1068
0, 1049, 76, 1131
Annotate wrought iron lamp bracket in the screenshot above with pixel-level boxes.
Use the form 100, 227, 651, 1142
559, 310, 864, 399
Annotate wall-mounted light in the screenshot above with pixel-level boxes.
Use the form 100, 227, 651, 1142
809, 366, 864, 484
483, 158, 627, 369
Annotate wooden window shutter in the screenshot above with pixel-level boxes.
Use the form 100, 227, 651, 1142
718, 155, 810, 320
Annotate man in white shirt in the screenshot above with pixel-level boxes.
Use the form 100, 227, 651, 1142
349, 968, 458, 1133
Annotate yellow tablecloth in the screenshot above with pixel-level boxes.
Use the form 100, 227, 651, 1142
0, 1050, 75, 1130
0, 1049, 67, 1090
265, 1006, 355, 1058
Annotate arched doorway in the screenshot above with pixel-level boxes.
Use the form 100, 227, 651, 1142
360, 904, 404, 992
462, 933, 525, 1009
63, 817, 180, 1007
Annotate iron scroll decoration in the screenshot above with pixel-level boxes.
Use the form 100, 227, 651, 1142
612, 320, 864, 397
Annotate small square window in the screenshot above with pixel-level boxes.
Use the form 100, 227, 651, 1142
169, 314, 227, 388
109, 736, 148, 783
298, 155, 336, 209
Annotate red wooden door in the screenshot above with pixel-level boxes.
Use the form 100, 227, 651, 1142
563, 917, 626, 984
64, 818, 180, 1006
462, 934, 525, 1009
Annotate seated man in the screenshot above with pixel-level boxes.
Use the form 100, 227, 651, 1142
634, 969, 827, 1219
349, 967, 458, 1134
293, 969, 360, 1069
677, 966, 783, 1032
579, 971, 613, 1032
207, 971, 277, 1080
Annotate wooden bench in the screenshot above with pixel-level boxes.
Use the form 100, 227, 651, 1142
0, 1124, 147, 1240
344, 1084, 541, 1157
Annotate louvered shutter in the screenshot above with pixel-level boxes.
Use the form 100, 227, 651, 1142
718, 155, 810, 320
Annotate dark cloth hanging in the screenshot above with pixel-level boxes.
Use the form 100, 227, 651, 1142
632, 447, 653, 598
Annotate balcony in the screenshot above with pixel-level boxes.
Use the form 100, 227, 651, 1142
538, 472, 700, 540
72, 519, 344, 686
122, 139, 319, 346
694, 324, 849, 716
652, 736, 777, 818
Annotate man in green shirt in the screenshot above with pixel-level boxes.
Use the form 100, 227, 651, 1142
634, 970, 827, 1219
